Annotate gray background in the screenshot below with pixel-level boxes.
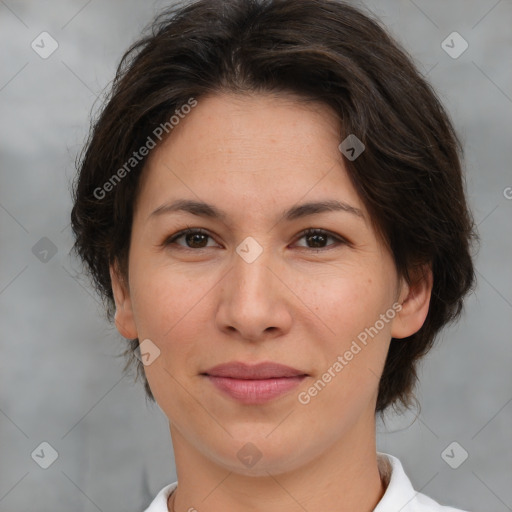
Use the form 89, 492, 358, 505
0, 0, 511, 511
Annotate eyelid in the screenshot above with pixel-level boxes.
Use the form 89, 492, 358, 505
293, 228, 350, 248
161, 227, 218, 248
161, 226, 350, 251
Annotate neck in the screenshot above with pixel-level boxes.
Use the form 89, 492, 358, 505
167, 412, 386, 512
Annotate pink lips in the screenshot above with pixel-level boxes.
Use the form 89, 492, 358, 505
202, 361, 308, 404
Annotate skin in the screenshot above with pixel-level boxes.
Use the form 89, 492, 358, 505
110, 92, 432, 512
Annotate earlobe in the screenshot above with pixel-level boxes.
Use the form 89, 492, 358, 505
109, 263, 138, 339
391, 265, 433, 340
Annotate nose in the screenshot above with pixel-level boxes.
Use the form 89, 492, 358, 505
215, 241, 293, 342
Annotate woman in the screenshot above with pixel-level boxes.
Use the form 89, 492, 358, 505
70, 0, 477, 510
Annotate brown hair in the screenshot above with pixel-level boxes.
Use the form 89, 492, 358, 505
70, 0, 477, 413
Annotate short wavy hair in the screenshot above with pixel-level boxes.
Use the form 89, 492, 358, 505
70, 0, 477, 413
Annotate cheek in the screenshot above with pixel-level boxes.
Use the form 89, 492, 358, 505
128, 257, 226, 371
306, 270, 395, 390
131, 268, 211, 337
128, 264, 215, 401
304, 268, 393, 340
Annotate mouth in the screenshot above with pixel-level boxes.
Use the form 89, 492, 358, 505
202, 361, 308, 379
201, 361, 308, 404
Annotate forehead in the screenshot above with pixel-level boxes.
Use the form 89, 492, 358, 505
135, 92, 365, 220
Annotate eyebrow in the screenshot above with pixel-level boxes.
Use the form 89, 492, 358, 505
148, 198, 364, 223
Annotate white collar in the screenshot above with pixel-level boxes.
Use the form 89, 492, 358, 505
143, 452, 468, 511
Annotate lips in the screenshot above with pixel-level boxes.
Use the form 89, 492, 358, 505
202, 361, 308, 379
202, 361, 308, 404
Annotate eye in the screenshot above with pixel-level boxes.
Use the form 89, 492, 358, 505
162, 227, 348, 251
292, 228, 347, 251
163, 227, 219, 249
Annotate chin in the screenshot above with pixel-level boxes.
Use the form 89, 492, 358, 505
206, 432, 312, 477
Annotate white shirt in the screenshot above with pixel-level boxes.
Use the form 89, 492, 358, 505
143, 452, 469, 512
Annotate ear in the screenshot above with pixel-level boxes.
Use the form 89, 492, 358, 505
109, 262, 138, 339
391, 264, 433, 339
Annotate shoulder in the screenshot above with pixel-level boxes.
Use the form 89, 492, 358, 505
375, 452, 471, 512
143, 481, 178, 512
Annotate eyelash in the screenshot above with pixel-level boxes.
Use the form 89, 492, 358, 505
162, 227, 348, 252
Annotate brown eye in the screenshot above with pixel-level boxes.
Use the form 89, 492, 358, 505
294, 229, 347, 250
164, 228, 217, 249
162, 227, 347, 252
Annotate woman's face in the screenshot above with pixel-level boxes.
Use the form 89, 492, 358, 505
111, 92, 429, 476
